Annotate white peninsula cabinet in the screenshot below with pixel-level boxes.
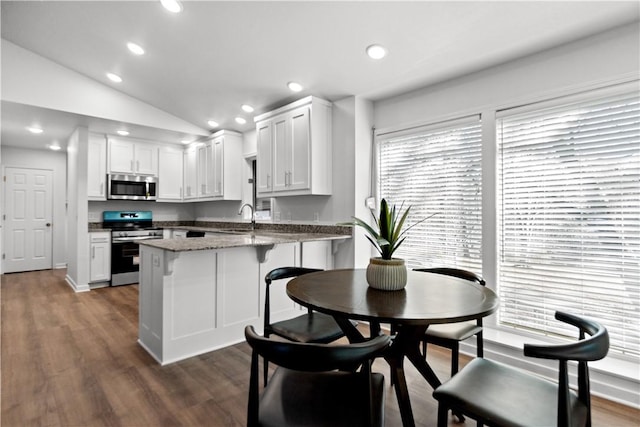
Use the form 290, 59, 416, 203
87, 133, 107, 200
138, 238, 336, 365
108, 137, 158, 176
255, 96, 332, 197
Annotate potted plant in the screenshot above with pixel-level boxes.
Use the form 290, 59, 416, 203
344, 199, 434, 291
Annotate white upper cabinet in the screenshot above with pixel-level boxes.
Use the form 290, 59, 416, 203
184, 144, 198, 200
201, 130, 243, 201
108, 137, 158, 176
255, 96, 332, 197
87, 133, 107, 200
183, 130, 243, 201
256, 120, 273, 193
157, 145, 184, 201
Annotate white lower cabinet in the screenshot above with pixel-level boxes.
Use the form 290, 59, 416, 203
89, 232, 111, 284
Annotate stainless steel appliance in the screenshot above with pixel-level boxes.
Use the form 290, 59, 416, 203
102, 211, 163, 286
108, 174, 157, 201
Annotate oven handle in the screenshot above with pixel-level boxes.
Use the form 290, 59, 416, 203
112, 236, 162, 243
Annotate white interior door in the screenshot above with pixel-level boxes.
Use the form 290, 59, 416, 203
3, 167, 53, 273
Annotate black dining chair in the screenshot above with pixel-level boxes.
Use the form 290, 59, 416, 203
245, 325, 390, 427
414, 267, 486, 377
263, 267, 349, 385
433, 311, 609, 427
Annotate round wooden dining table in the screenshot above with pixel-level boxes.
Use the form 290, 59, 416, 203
287, 268, 499, 427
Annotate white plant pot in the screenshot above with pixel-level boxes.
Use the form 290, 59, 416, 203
366, 257, 408, 291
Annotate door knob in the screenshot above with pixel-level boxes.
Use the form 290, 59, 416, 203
46, 223, 51, 227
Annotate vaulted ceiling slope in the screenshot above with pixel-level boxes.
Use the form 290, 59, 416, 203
1, 1, 639, 150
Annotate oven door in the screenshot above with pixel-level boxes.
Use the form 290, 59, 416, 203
111, 240, 140, 286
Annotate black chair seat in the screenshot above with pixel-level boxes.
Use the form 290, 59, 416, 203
270, 311, 347, 343
259, 368, 386, 427
426, 321, 483, 341
433, 311, 609, 427
414, 267, 487, 378
434, 357, 587, 427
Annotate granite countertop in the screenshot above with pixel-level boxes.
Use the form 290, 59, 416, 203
139, 229, 350, 252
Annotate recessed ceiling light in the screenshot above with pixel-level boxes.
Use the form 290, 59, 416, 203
27, 126, 43, 134
160, 0, 183, 13
366, 44, 387, 60
48, 143, 61, 151
180, 139, 192, 145
241, 104, 254, 113
127, 42, 145, 56
235, 117, 247, 125
287, 81, 303, 92
117, 130, 130, 136
107, 72, 122, 83
207, 120, 219, 128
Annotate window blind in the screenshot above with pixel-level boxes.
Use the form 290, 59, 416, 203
377, 117, 482, 273
497, 88, 640, 356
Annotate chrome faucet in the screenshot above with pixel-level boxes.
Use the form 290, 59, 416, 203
238, 203, 256, 230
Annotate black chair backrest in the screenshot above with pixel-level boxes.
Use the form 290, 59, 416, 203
413, 267, 486, 286
265, 267, 323, 285
264, 267, 323, 323
526, 311, 609, 427
245, 325, 390, 372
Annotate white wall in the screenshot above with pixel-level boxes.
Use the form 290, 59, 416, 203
0, 146, 68, 269
375, 23, 639, 131
65, 127, 91, 292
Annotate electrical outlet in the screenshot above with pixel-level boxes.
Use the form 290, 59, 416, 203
274, 211, 281, 221
365, 197, 376, 209
314, 212, 320, 222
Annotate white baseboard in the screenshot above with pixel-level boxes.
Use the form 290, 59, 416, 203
65, 274, 90, 293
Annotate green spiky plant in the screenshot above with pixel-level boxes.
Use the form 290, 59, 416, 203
345, 199, 434, 260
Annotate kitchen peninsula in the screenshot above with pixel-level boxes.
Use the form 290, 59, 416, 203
137, 225, 350, 365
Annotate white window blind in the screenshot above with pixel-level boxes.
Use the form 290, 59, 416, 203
497, 86, 640, 356
377, 117, 482, 272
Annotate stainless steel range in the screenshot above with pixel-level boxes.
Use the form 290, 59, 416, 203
102, 211, 163, 286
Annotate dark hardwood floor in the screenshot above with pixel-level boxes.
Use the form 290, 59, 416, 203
2, 269, 638, 426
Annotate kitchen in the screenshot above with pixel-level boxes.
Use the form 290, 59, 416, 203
1, 1, 639, 424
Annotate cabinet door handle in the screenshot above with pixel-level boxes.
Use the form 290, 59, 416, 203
92, 247, 95, 258
267, 174, 271, 189
136, 160, 140, 172
130, 160, 134, 171
180, 187, 183, 198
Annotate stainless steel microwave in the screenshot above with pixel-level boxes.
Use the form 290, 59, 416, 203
107, 174, 157, 201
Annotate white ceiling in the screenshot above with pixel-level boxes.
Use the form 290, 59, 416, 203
1, 1, 639, 151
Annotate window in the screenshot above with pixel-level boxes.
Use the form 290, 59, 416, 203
497, 84, 640, 356
377, 116, 483, 272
